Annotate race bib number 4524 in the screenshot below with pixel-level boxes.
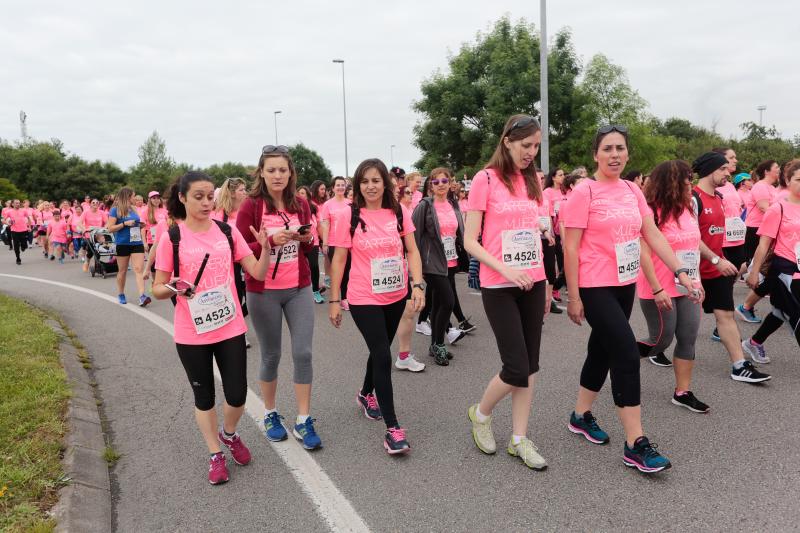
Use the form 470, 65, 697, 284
370, 256, 405, 294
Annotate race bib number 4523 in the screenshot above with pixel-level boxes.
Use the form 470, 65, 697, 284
188, 285, 237, 335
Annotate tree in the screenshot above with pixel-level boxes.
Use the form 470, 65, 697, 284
289, 143, 332, 186
579, 54, 646, 126
203, 162, 251, 186
129, 131, 175, 195
0, 178, 26, 201
732, 122, 799, 173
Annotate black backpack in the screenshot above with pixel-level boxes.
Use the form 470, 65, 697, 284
167, 220, 234, 305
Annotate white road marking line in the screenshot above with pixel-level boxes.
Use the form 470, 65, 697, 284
0, 274, 370, 533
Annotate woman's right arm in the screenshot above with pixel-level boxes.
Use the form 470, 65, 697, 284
563, 227, 584, 325
328, 247, 347, 328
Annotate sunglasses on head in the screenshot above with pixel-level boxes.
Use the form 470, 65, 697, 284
596, 124, 628, 135
508, 116, 538, 133
262, 145, 289, 155
430, 178, 449, 185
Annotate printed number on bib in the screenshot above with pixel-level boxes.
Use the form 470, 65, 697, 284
676, 250, 700, 282
442, 236, 457, 261
370, 256, 405, 294
129, 225, 142, 242
268, 228, 299, 263
725, 217, 746, 242
615, 239, 641, 283
188, 284, 237, 335
501, 229, 541, 269
538, 216, 552, 233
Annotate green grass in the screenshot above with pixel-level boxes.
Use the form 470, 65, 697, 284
102, 447, 120, 466
0, 294, 70, 532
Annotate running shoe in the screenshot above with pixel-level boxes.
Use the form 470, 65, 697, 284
313, 290, 325, 304
507, 437, 547, 470
15, 258, 21, 265
50, 255, 55, 260
138, 294, 151, 307
429, 343, 450, 366
415, 320, 432, 336
118, 294, 127, 305
623, 436, 671, 473
742, 338, 770, 364
731, 361, 772, 383
458, 318, 477, 333
446, 327, 466, 345
671, 391, 710, 413
293, 418, 322, 450
245, 335, 251, 349
568, 411, 610, 445
549, 301, 563, 314
340, 299, 350, 311
263, 411, 288, 441
710, 328, 721, 342
384, 426, 410, 455
649, 352, 672, 367
467, 404, 496, 454
218, 431, 252, 465
735, 304, 762, 324
58, 258, 64, 264
356, 391, 382, 420
395, 354, 425, 372
324, 275, 331, 288
552, 289, 562, 303
208, 452, 229, 485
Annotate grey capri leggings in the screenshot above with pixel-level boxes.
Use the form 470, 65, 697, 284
247, 286, 315, 383
638, 296, 701, 361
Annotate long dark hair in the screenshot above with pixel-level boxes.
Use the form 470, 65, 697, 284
643, 160, 693, 228
166, 171, 214, 220
485, 114, 542, 202
754, 160, 777, 182
310, 180, 328, 204
543, 167, 562, 189
350, 159, 403, 237
250, 152, 300, 214
298, 186, 317, 215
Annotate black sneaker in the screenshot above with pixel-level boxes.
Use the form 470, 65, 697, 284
731, 361, 772, 383
384, 426, 410, 455
429, 343, 450, 366
671, 391, 710, 413
637, 341, 652, 358
649, 352, 672, 367
15, 258, 21, 265
356, 391, 382, 420
549, 301, 563, 314
458, 318, 477, 333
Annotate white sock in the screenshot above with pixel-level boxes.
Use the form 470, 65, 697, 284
475, 407, 489, 423
733, 359, 746, 369
296, 414, 310, 424
265, 408, 276, 417
511, 434, 525, 445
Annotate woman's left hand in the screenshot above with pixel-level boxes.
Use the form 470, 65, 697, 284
411, 287, 425, 312
251, 225, 270, 251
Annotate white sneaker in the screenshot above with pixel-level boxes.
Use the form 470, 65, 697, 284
415, 321, 432, 336
741, 338, 770, 364
395, 354, 425, 372
245, 335, 252, 349
446, 327, 466, 345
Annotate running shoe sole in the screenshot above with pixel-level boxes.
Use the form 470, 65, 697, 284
208, 477, 229, 485
670, 397, 710, 414
507, 446, 547, 471
649, 355, 672, 367
448, 330, 467, 345
292, 429, 322, 450
567, 422, 609, 445
383, 441, 410, 455
394, 359, 425, 372
731, 373, 772, 384
623, 456, 671, 473
459, 323, 477, 333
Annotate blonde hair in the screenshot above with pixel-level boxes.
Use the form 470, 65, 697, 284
217, 177, 247, 216
114, 187, 135, 218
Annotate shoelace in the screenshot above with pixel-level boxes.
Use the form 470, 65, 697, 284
585, 414, 602, 432
387, 427, 406, 442
754, 344, 766, 358
266, 412, 284, 427
517, 438, 538, 458
364, 394, 379, 411
300, 418, 318, 437
639, 440, 661, 459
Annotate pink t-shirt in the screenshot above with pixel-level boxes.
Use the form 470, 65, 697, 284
637, 208, 701, 299
757, 201, 800, 267
1, 207, 11, 220
41, 210, 54, 227
542, 186, 568, 217
739, 189, 752, 214
48, 219, 69, 242
411, 191, 423, 210
261, 208, 302, 290
434, 199, 459, 268
81, 201, 91, 212
468, 168, 546, 288
745, 181, 777, 228
561, 178, 653, 288
141, 207, 168, 244
7, 208, 30, 232
776, 189, 790, 202
718, 182, 745, 247
155, 222, 252, 345
211, 209, 238, 229
69, 213, 84, 234
328, 205, 415, 306
458, 199, 468, 213
82, 210, 108, 230
319, 198, 351, 241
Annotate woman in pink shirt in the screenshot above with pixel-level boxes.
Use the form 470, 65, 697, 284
46, 210, 69, 263
70, 205, 86, 261
153, 171, 271, 485
212, 178, 250, 328
329, 158, 425, 455
744, 160, 779, 261
562, 125, 698, 474
319, 176, 352, 308
464, 115, 553, 471
297, 186, 326, 304
406, 172, 423, 210
542, 167, 568, 306
37, 202, 54, 256
5, 199, 32, 264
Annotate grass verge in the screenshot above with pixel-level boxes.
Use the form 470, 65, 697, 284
0, 294, 70, 532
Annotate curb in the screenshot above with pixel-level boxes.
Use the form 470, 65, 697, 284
47, 318, 113, 533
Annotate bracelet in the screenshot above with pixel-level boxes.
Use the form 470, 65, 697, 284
328, 299, 341, 303
652, 288, 664, 296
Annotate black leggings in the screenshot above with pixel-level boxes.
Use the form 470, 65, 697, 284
552, 235, 565, 290
11, 231, 28, 260
752, 278, 800, 347
744, 226, 760, 264
425, 273, 453, 345
418, 281, 434, 324
543, 240, 557, 285
233, 263, 248, 318
579, 284, 640, 408
448, 266, 466, 323
350, 298, 406, 428
481, 281, 546, 387
328, 246, 350, 299
306, 246, 320, 292
176, 334, 248, 411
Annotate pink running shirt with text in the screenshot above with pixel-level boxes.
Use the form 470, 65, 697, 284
637, 207, 701, 299
745, 181, 777, 228
758, 201, 800, 268
434, 199, 459, 268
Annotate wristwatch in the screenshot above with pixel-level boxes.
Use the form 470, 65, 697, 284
412, 282, 427, 291
674, 267, 690, 278
710, 256, 720, 265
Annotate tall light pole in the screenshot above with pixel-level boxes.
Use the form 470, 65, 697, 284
757, 105, 767, 127
539, 0, 550, 174
390, 144, 396, 166
273, 110, 282, 144
333, 59, 349, 178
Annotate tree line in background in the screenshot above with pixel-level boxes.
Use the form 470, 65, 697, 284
413, 16, 800, 178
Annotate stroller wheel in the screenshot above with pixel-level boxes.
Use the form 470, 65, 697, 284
90, 265, 95, 277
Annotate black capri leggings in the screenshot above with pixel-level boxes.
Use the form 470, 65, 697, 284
424, 273, 453, 345
744, 226, 760, 264
306, 246, 321, 292
481, 281, 546, 387
542, 240, 557, 285
579, 284, 640, 408
328, 246, 351, 299
176, 334, 248, 411
448, 266, 466, 323
350, 298, 406, 429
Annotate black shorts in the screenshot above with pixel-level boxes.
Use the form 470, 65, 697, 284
722, 245, 746, 270
115, 244, 145, 257
701, 275, 735, 314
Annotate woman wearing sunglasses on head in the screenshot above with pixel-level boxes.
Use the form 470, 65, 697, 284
328, 158, 425, 455
562, 125, 700, 474
464, 114, 552, 471
152, 171, 271, 485
236, 145, 322, 451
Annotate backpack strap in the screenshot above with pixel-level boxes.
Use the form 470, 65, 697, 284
212, 219, 235, 264
222, 211, 229, 223
168, 224, 181, 278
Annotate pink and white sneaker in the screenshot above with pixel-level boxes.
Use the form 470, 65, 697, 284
384, 426, 410, 455
208, 452, 229, 485
218, 431, 252, 466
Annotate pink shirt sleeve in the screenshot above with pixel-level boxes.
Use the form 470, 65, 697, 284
231, 226, 253, 262
328, 208, 351, 248
467, 170, 489, 211
154, 232, 173, 272
757, 204, 782, 239
561, 184, 590, 229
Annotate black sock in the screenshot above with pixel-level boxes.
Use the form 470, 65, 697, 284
223, 429, 236, 438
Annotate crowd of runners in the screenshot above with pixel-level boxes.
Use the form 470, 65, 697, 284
3, 116, 799, 484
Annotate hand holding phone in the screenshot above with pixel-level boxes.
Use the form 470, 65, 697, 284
166, 278, 195, 297
296, 223, 312, 235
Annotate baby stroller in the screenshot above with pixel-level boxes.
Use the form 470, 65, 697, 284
86, 228, 118, 278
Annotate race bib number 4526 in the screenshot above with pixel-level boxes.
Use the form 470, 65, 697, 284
501, 229, 541, 269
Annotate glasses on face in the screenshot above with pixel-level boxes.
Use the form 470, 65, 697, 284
597, 124, 628, 135
508, 116, 539, 133
151, 195, 160, 199
403, 190, 413, 196
431, 178, 449, 186
262, 145, 289, 155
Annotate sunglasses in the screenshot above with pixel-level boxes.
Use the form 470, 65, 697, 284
430, 178, 449, 185
403, 190, 413, 196
508, 116, 538, 133
262, 145, 289, 155
596, 124, 628, 135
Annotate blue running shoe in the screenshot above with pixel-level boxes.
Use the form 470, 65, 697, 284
735, 304, 762, 324
118, 293, 127, 305
293, 418, 322, 450
623, 436, 671, 473
710, 328, 721, 342
313, 290, 325, 304
568, 411, 610, 445
264, 411, 287, 441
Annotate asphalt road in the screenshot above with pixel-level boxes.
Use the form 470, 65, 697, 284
2, 244, 799, 532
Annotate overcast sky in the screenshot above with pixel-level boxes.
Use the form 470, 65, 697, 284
2, 0, 797, 175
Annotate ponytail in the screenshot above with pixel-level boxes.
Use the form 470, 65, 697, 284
166, 171, 213, 221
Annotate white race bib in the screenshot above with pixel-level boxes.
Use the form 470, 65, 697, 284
725, 217, 746, 243
129, 225, 142, 242
188, 284, 237, 335
676, 250, 700, 282
539, 216, 552, 233
150, 227, 157, 240
795, 243, 800, 271
442, 236, 457, 261
501, 229, 541, 269
553, 201, 560, 216
370, 256, 405, 294
268, 228, 299, 263
615, 239, 641, 283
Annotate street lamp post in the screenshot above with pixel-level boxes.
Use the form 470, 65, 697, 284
391, 144, 396, 166
539, 0, 549, 174
273, 110, 282, 144
333, 59, 349, 178
757, 105, 767, 127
